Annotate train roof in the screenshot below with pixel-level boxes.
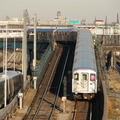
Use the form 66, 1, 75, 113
0, 71, 21, 82
73, 29, 97, 72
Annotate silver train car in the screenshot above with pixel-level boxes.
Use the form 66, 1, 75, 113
72, 29, 97, 99
0, 71, 23, 108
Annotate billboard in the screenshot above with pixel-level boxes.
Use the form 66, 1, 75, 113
69, 19, 80, 23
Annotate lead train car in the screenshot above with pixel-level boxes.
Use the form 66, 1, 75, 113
0, 71, 22, 108
72, 29, 97, 100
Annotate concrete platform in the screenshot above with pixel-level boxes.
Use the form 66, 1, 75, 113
9, 89, 37, 120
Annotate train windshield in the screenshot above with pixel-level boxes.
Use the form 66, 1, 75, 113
82, 73, 88, 80
90, 74, 95, 81
74, 73, 79, 80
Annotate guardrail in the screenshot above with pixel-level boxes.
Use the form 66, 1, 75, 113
0, 96, 18, 119
0, 32, 23, 38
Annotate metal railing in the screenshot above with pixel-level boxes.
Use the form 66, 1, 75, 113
95, 37, 120, 98
106, 63, 120, 98
107, 90, 120, 98
116, 62, 120, 72
103, 63, 120, 99
104, 65, 120, 98
33, 45, 52, 76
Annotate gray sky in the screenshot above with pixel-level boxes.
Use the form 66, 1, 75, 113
0, 0, 120, 23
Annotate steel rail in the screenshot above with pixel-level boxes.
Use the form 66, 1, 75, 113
89, 102, 92, 120
72, 99, 77, 120
72, 93, 90, 120
32, 51, 61, 120
48, 46, 70, 120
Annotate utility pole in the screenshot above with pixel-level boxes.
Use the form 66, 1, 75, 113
105, 16, 108, 43
14, 37, 16, 70
94, 16, 96, 25
22, 9, 28, 89
4, 24, 8, 107
33, 14, 38, 89
117, 13, 119, 23
33, 14, 37, 69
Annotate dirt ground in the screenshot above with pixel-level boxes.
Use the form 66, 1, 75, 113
107, 69, 120, 120
53, 99, 75, 120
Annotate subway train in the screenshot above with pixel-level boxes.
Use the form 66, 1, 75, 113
72, 29, 97, 100
0, 71, 23, 108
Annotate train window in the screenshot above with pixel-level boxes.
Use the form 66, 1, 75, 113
82, 74, 87, 80
90, 74, 95, 81
74, 73, 79, 80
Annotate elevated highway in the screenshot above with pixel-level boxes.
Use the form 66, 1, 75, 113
0, 23, 120, 39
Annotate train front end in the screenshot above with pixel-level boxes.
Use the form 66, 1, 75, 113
72, 69, 97, 99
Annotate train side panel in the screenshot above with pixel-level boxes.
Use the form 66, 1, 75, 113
0, 71, 23, 108
0, 81, 4, 107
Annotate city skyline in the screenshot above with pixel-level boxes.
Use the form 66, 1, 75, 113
0, 0, 120, 23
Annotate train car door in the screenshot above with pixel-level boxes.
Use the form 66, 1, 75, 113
80, 73, 89, 92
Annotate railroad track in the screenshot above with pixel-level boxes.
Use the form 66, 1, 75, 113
72, 100, 89, 120
23, 45, 64, 120
70, 42, 104, 120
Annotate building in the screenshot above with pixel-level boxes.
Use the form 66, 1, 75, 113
94, 20, 105, 25
0, 18, 23, 24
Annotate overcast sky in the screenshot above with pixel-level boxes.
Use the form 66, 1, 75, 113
0, 0, 120, 23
